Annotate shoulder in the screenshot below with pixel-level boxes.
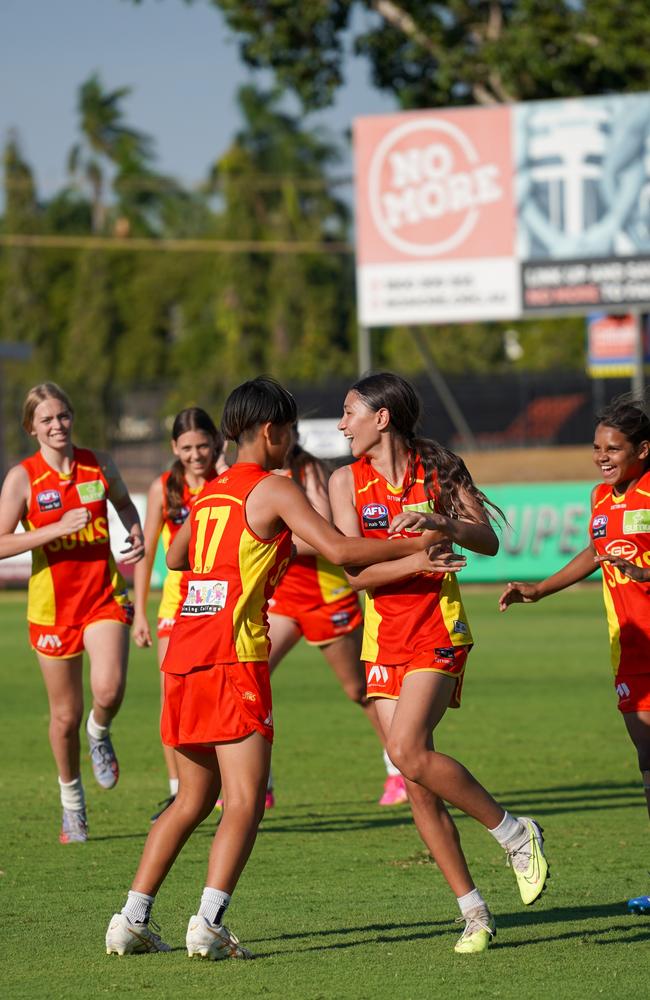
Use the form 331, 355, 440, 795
2, 463, 30, 495
148, 475, 165, 503
329, 464, 355, 499
590, 482, 606, 509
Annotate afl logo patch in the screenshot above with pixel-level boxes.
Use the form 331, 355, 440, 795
605, 539, 638, 559
362, 503, 389, 530
37, 489, 62, 512
592, 514, 608, 539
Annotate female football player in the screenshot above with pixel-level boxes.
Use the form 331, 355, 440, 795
0, 382, 143, 843
329, 371, 549, 953
500, 395, 650, 914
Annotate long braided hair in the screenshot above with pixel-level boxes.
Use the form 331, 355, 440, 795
350, 372, 503, 522
165, 407, 222, 522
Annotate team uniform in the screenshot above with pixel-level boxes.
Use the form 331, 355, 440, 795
590, 470, 650, 713
161, 463, 292, 749
268, 554, 362, 644
351, 455, 473, 706
156, 470, 216, 638
21, 447, 132, 658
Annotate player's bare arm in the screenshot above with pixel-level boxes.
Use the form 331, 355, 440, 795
249, 474, 441, 567
0, 464, 90, 558
99, 451, 145, 563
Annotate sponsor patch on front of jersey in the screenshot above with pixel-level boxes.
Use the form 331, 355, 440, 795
452, 620, 469, 635
36, 489, 62, 512
592, 514, 608, 539
362, 503, 389, 530
181, 579, 228, 616
604, 538, 639, 559
623, 509, 650, 534
76, 480, 105, 504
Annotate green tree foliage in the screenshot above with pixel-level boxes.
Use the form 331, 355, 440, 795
211, 0, 650, 110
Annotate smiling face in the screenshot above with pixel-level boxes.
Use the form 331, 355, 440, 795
31, 397, 73, 452
172, 429, 215, 479
338, 391, 387, 458
593, 422, 649, 490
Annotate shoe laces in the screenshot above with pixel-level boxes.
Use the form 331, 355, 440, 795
455, 907, 494, 940
147, 918, 165, 945
505, 834, 535, 874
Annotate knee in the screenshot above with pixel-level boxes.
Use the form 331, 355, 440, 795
341, 680, 367, 706
225, 788, 266, 827
385, 737, 425, 783
92, 682, 124, 713
50, 706, 82, 736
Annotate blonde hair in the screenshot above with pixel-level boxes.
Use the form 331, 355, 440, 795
22, 382, 74, 433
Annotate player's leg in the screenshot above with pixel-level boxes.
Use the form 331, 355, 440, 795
37, 650, 88, 843
321, 629, 407, 805
373, 692, 493, 952
185, 731, 270, 960
261, 613, 301, 808
387, 670, 548, 907
107, 745, 219, 955
83, 620, 129, 790
621, 709, 650, 913
151, 633, 179, 822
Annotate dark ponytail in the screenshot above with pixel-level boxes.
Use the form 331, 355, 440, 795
286, 426, 330, 493
351, 372, 504, 522
166, 407, 222, 521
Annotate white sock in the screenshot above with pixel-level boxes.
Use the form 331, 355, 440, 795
383, 749, 401, 777
122, 890, 155, 924
58, 776, 85, 812
488, 810, 524, 848
86, 709, 109, 741
457, 888, 487, 917
198, 887, 231, 926
169, 778, 179, 797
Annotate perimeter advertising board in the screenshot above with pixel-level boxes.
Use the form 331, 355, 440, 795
354, 93, 650, 325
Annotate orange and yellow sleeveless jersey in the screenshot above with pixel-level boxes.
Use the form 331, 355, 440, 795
162, 463, 292, 674
351, 455, 473, 664
272, 555, 353, 611
21, 447, 129, 626
157, 469, 217, 620
590, 470, 650, 674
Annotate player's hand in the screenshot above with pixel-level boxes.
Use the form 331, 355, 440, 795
57, 507, 91, 536
120, 533, 145, 564
416, 542, 467, 575
596, 553, 650, 583
389, 511, 448, 536
498, 581, 540, 611
132, 613, 152, 648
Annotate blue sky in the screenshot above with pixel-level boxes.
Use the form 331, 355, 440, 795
1, 0, 396, 200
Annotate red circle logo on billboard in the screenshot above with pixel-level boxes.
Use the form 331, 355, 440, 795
368, 118, 504, 258
605, 539, 638, 559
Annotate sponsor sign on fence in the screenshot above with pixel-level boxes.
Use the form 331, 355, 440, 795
355, 92, 650, 325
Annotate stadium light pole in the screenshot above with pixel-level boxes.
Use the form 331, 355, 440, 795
358, 324, 371, 375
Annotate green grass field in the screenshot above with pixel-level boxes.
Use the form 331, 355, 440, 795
2, 587, 649, 998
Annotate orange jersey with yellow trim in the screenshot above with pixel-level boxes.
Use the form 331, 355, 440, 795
21, 447, 129, 626
272, 554, 353, 610
351, 455, 473, 664
162, 463, 292, 673
157, 469, 217, 620
590, 470, 650, 675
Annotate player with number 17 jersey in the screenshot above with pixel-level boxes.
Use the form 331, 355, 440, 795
161, 463, 292, 747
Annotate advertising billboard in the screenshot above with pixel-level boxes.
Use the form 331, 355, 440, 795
354, 92, 650, 326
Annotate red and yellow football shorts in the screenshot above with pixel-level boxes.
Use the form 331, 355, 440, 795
614, 672, 650, 714
161, 660, 274, 750
157, 617, 177, 639
29, 602, 134, 659
268, 591, 362, 646
365, 646, 470, 708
